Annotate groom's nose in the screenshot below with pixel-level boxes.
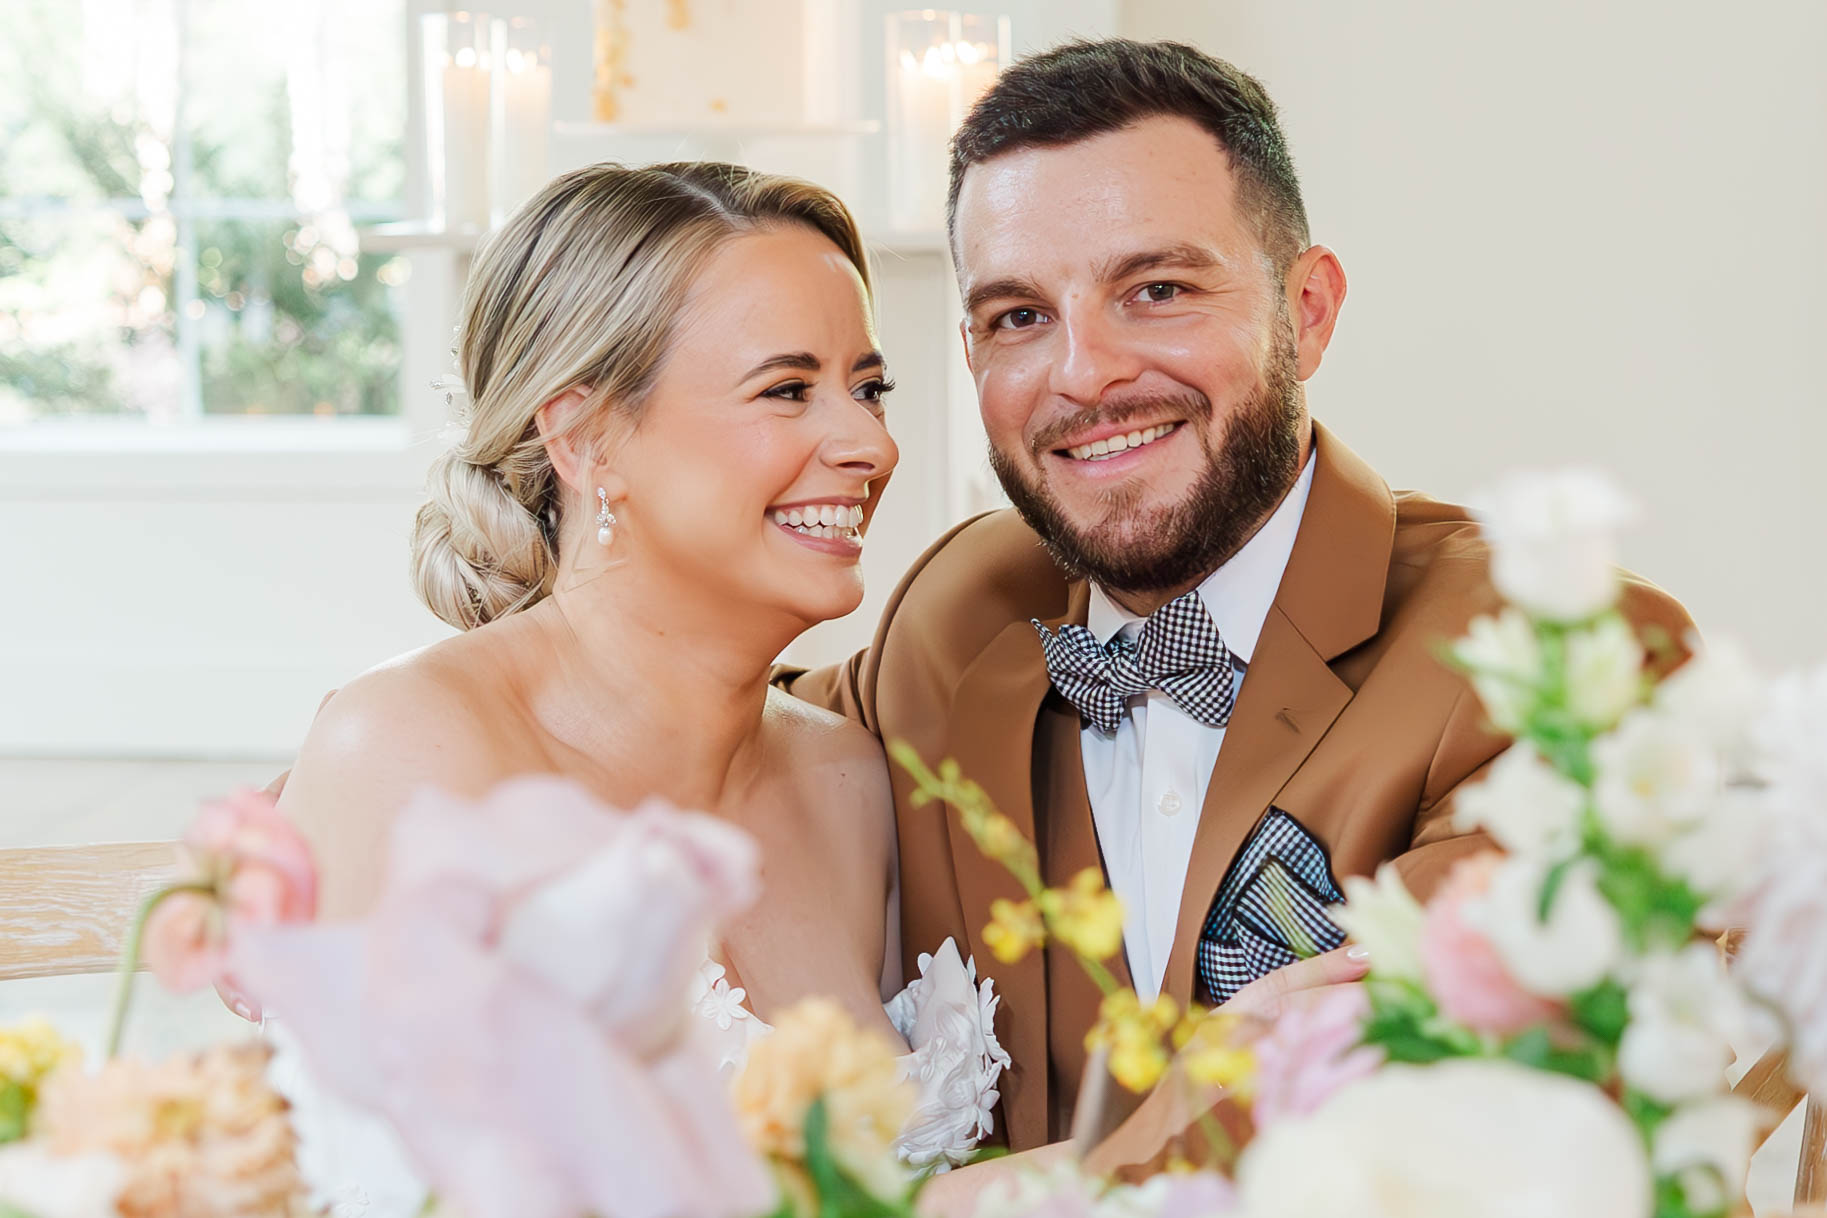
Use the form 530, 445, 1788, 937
1049, 306, 1146, 408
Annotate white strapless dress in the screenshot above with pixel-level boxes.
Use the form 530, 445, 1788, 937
271, 938, 1010, 1217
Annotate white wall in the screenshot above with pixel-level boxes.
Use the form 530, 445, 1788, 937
8, 0, 1822, 760
1119, 0, 1827, 665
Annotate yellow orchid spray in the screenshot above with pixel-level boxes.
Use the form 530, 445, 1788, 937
890, 742, 1249, 1162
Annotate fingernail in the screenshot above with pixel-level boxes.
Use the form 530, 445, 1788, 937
1345, 944, 1371, 964
231, 998, 256, 1021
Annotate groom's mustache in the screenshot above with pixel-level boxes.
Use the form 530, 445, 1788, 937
1027, 389, 1215, 459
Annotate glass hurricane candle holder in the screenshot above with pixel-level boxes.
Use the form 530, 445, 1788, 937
885, 10, 1010, 232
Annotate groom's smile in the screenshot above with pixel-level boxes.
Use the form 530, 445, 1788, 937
953, 113, 1321, 601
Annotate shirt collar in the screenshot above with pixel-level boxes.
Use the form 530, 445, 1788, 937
1085, 452, 1318, 665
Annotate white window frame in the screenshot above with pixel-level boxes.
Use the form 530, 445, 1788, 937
0, 3, 448, 495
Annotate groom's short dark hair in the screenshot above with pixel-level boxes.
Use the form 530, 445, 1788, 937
947, 39, 1311, 274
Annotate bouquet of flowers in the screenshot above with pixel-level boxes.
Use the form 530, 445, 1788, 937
900, 469, 1827, 1218
0, 776, 935, 1218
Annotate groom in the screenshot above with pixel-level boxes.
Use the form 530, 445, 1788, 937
777, 38, 1691, 1157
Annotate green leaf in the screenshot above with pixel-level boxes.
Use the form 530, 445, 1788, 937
802, 1096, 909, 1218
1623, 1088, 1675, 1143
1499, 1027, 1611, 1084
1569, 977, 1631, 1047
0, 1082, 29, 1144
1652, 1168, 1730, 1218
1592, 846, 1707, 952
1362, 981, 1481, 1064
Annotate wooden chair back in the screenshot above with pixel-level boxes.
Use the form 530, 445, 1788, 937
0, 842, 178, 982
1732, 1043, 1827, 1206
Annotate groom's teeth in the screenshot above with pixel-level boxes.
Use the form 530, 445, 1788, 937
1065, 423, 1176, 462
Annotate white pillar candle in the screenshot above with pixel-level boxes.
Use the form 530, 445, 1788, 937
441, 46, 492, 230
497, 50, 551, 215
889, 44, 958, 232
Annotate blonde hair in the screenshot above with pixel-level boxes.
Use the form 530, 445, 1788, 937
410, 162, 872, 630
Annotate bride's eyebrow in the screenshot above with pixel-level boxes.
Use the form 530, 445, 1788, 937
740, 351, 887, 381
743, 352, 821, 381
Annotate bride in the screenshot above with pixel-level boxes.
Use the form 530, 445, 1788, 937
273, 161, 1007, 1212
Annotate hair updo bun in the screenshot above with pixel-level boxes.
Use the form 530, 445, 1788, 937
407, 160, 871, 630
410, 448, 556, 630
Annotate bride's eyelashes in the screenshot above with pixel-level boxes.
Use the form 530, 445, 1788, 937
762, 379, 812, 403
857, 377, 896, 412
759, 377, 897, 410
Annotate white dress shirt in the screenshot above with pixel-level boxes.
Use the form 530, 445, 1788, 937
1080, 454, 1316, 1002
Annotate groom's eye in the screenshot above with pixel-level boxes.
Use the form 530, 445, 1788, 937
1136, 282, 1183, 303
993, 307, 1050, 331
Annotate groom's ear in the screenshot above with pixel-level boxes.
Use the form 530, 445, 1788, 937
958, 318, 975, 373
1285, 244, 1347, 382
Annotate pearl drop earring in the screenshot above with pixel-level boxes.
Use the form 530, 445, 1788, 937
595, 487, 617, 547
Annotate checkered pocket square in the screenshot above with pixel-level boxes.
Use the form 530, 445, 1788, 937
1194, 808, 1346, 1005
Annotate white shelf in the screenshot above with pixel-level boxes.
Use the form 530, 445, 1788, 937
359, 222, 487, 255
554, 119, 881, 139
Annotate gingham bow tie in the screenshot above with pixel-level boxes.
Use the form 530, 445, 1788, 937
1032, 590, 1237, 735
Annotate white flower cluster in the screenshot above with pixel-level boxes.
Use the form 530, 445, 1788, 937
1435, 468, 1827, 1217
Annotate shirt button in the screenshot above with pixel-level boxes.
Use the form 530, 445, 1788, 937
1157, 789, 1183, 817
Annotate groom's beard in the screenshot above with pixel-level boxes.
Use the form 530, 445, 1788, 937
988, 322, 1306, 597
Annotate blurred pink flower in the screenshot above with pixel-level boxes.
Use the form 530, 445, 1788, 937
142, 788, 317, 1015
1249, 986, 1382, 1129
1420, 853, 1561, 1035
229, 776, 774, 1218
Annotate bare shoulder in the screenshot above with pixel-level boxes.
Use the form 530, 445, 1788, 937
280, 637, 525, 914
763, 685, 894, 831
293, 640, 514, 792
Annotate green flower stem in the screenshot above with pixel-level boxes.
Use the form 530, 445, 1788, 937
105, 882, 214, 1059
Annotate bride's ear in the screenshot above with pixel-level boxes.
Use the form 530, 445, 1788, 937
536, 387, 627, 501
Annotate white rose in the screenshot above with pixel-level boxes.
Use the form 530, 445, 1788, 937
1474, 468, 1637, 623
1616, 945, 1746, 1104
1651, 1097, 1758, 1216
1453, 743, 1586, 856
1661, 786, 1769, 910
1234, 1060, 1651, 1218
1468, 856, 1621, 997
1452, 608, 1544, 735
1564, 614, 1647, 731
1334, 863, 1427, 982
1652, 636, 1766, 766
1592, 708, 1721, 849
1753, 662, 1827, 798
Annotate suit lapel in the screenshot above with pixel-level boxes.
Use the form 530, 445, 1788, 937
939, 582, 1088, 1149
1162, 424, 1398, 1006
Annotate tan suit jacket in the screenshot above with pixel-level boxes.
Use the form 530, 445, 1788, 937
779, 422, 1691, 1153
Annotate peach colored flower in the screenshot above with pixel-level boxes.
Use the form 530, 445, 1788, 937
33, 1043, 308, 1218
733, 997, 913, 1201
142, 789, 317, 1012
1420, 853, 1561, 1035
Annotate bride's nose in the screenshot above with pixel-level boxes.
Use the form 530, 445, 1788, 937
821, 405, 898, 482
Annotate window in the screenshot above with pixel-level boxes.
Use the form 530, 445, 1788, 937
0, 0, 407, 425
